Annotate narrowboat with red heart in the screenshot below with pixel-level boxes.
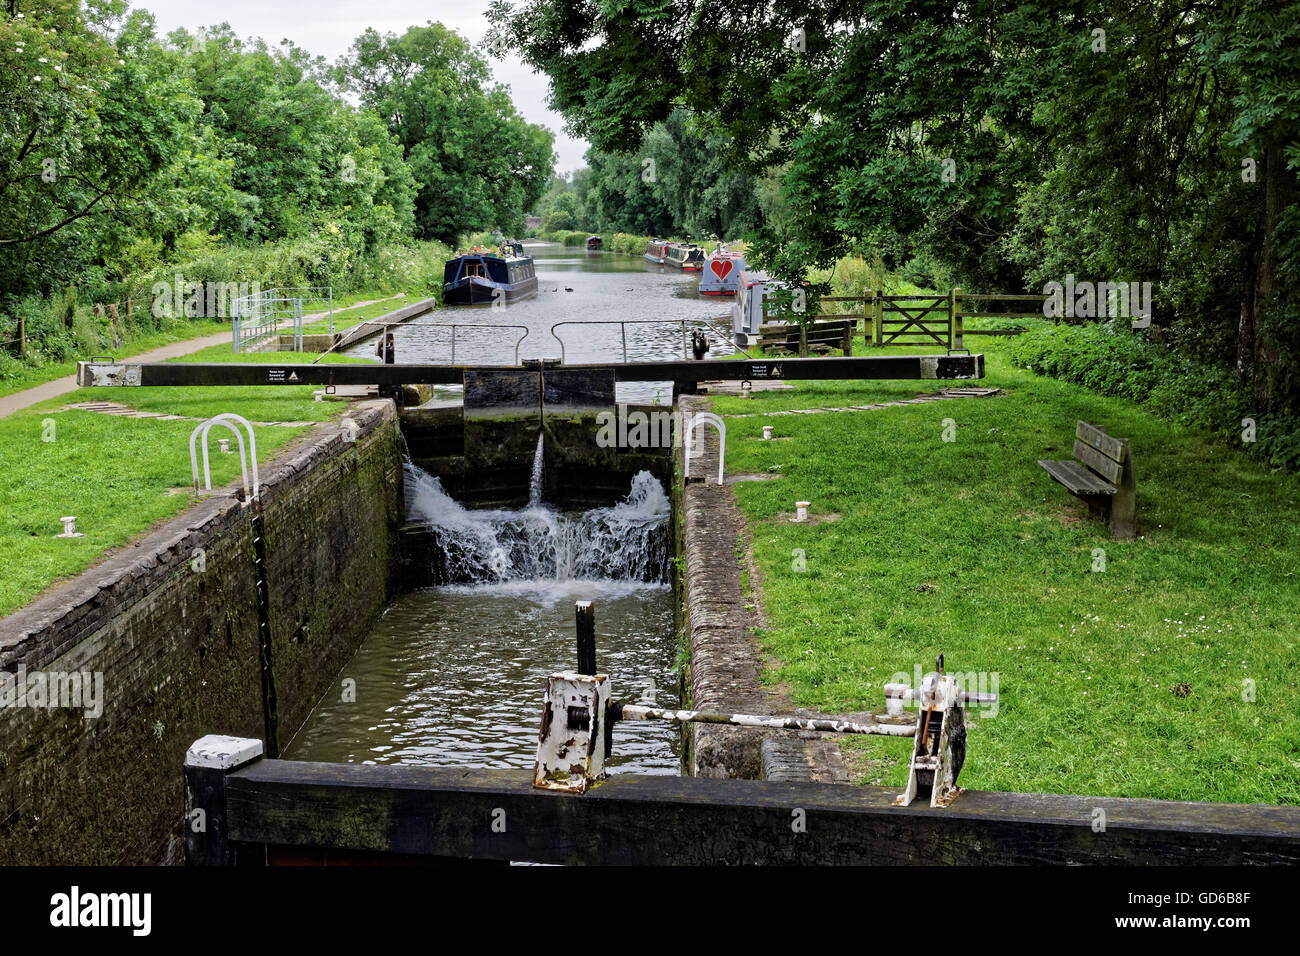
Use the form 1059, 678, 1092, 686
700, 249, 747, 295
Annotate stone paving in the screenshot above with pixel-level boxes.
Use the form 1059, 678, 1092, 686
61, 401, 319, 428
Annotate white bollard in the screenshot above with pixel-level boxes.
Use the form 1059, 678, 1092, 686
313, 390, 325, 402
55, 516, 84, 538
217, 438, 232, 454
762, 425, 774, 440
794, 500, 811, 522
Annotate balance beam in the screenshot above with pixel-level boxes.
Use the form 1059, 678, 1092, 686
77, 354, 984, 389
187, 757, 1300, 866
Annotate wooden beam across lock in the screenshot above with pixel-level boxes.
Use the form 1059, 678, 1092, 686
76, 353, 985, 389
192, 755, 1300, 866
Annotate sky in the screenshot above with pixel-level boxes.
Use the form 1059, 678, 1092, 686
137, 0, 589, 175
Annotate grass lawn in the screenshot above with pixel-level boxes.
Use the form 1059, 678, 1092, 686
712, 344, 1300, 805
0, 349, 381, 616
0, 408, 311, 616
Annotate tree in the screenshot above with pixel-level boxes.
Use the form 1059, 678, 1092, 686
337, 22, 555, 244
1, 1, 203, 293
490, 0, 1300, 409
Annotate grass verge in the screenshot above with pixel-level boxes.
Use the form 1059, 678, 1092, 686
715, 345, 1300, 804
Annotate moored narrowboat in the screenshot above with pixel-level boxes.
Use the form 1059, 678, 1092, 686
644, 238, 669, 264
731, 268, 780, 345
585, 235, 603, 250
700, 249, 748, 296
665, 242, 705, 271
443, 251, 538, 306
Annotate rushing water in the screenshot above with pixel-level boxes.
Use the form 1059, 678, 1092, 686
289, 245, 694, 774
403, 462, 671, 585
287, 443, 680, 772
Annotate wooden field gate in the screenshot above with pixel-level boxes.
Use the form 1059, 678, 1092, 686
804, 290, 1050, 351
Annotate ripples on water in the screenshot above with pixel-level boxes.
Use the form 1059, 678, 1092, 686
283, 579, 679, 773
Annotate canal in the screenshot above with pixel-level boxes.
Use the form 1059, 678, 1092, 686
284, 242, 716, 774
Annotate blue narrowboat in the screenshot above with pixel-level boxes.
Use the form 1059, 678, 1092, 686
443, 251, 538, 306
700, 249, 748, 296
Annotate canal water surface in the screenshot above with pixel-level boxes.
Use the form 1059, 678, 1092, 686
285, 243, 714, 773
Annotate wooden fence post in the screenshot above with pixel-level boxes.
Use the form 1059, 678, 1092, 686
184, 735, 265, 865
951, 287, 964, 350
17, 315, 24, 357
873, 290, 883, 346
798, 323, 808, 357
576, 601, 596, 676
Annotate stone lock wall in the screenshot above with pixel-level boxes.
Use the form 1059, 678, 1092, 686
0, 401, 403, 864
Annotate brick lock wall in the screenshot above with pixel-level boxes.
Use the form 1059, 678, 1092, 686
0, 402, 403, 864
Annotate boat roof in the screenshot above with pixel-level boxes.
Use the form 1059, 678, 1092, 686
449, 252, 532, 263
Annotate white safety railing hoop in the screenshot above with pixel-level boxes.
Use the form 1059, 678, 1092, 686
211, 413, 260, 501
685, 411, 726, 485
197, 419, 249, 498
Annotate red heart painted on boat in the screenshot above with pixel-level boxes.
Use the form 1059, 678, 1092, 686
709, 259, 733, 280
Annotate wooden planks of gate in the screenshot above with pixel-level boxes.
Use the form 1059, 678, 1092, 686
185, 742, 1300, 866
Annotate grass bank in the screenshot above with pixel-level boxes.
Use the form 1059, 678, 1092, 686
0, 408, 310, 617
0, 349, 377, 616
711, 342, 1300, 805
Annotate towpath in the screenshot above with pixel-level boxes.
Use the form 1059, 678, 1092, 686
0, 294, 407, 420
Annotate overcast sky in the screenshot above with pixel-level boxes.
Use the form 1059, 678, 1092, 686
137, 0, 588, 174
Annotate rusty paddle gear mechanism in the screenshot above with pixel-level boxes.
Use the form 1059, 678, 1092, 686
534, 654, 995, 806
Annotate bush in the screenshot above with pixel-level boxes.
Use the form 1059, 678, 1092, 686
1009, 322, 1300, 470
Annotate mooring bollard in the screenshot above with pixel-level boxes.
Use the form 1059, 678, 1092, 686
217, 438, 232, 454
762, 425, 774, 440
533, 653, 995, 807
55, 516, 84, 538
794, 500, 810, 522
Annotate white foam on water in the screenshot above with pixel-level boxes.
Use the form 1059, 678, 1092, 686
403, 459, 671, 587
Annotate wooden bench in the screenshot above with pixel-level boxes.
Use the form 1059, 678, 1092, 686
757, 319, 853, 356
1038, 421, 1136, 538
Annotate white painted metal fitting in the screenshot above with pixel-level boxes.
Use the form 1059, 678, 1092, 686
794, 500, 811, 522
313, 390, 324, 402
217, 438, 232, 454
56, 516, 84, 538
762, 425, 774, 440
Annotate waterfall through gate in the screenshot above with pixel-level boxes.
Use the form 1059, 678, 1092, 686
402, 434, 671, 585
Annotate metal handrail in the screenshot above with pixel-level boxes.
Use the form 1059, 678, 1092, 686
549, 318, 742, 363
405, 323, 532, 365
